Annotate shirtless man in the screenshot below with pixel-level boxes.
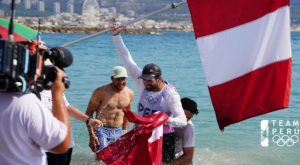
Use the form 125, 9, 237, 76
86, 66, 134, 153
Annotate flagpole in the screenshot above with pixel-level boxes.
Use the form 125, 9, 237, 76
60, 1, 186, 47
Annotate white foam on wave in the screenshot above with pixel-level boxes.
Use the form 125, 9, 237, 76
192, 147, 299, 165
193, 148, 242, 165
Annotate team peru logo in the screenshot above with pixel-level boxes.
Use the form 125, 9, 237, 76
261, 120, 300, 147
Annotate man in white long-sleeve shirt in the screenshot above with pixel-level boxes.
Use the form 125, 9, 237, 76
111, 24, 187, 163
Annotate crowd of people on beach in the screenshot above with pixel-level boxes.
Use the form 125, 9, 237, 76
0, 23, 199, 165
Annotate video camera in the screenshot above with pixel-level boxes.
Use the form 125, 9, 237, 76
0, 39, 73, 93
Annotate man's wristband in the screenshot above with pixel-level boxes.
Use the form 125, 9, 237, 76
86, 117, 91, 125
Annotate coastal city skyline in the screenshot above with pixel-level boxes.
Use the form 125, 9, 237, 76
0, 0, 299, 32
0, 0, 194, 32
0, 0, 189, 19
0, 0, 299, 21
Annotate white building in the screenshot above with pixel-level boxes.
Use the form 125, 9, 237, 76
38, 1, 45, 12
0, 9, 5, 17
54, 1, 60, 14
24, 0, 31, 9
67, 3, 74, 14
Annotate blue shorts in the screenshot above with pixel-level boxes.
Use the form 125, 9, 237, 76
95, 127, 123, 152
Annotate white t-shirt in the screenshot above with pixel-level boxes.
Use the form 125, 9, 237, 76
40, 90, 74, 148
112, 35, 187, 128
40, 90, 70, 110
0, 92, 67, 165
174, 120, 195, 155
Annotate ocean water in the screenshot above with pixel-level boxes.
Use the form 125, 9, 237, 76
42, 31, 300, 165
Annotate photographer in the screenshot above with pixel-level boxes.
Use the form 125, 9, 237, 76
0, 67, 71, 164
41, 62, 102, 165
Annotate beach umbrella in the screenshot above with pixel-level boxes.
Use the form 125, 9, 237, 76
0, 18, 38, 42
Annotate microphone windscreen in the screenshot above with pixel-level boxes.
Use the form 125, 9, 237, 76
50, 47, 73, 68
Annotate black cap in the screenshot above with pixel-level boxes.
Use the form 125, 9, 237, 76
138, 63, 162, 80
181, 98, 199, 115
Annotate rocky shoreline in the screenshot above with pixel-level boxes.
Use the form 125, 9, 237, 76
28, 24, 300, 34
291, 24, 300, 32
29, 26, 166, 34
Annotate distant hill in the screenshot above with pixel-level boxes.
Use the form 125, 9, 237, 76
0, 0, 299, 23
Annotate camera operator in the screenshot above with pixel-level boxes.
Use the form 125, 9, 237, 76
0, 67, 71, 164
40, 61, 102, 165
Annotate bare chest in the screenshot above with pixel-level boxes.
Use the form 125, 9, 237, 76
103, 92, 131, 110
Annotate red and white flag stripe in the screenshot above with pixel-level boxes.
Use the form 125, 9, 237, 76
187, 0, 292, 129
97, 111, 168, 165
147, 126, 164, 163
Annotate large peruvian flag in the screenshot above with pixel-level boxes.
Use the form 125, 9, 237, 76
97, 111, 169, 165
187, 0, 292, 130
